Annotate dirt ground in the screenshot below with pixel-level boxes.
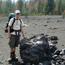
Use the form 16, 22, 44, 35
0, 15, 65, 65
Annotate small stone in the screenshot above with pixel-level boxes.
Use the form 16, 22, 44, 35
2, 56, 4, 60
61, 62, 65, 65
40, 33, 44, 35
31, 33, 34, 35
35, 24, 37, 26
25, 32, 27, 34
52, 55, 57, 59
38, 19, 40, 21
42, 29, 43, 30
52, 22, 53, 23
27, 21, 29, 23
42, 24, 44, 26
34, 27, 35, 28
49, 36, 58, 40
45, 35, 48, 36
62, 45, 64, 46
54, 50, 61, 55
57, 20, 62, 22
0, 61, 3, 64
44, 25, 47, 27
47, 18, 51, 20
51, 40, 58, 44
60, 48, 65, 55
47, 21, 49, 23
33, 18, 35, 20
1, 37, 3, 38
0, 52, 1, 55
39, 63, 43, 65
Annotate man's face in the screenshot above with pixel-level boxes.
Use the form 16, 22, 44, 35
16, 13, 20, 18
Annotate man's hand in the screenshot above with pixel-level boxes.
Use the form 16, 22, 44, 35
8, 26, 11, 39
23, 35, 26, 38
8, 34, 11, 39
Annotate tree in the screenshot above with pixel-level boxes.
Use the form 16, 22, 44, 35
6, 0, 12, 12
22, 2, 28, 15
0, 1, 2, 15
16, 0, 23, 15
0, 0, 65, 16
58, 0, 62, 14
61, 0, 65, 12
37, 0, 43, 13
11, 3, 16, 12
44, 0, 55, 14
30, 7, 35, 14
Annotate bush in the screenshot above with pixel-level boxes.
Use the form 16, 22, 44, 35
54, 10, 57, 15
24, 11, 29, 18
49, 12, 51, 15
31, 13, 35, 16
37, 13, 42, 16
62, 12, 65, 18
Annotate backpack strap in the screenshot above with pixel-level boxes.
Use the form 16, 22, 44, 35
11, 17, 15, 28
9, 18, 15, 33
19, 19, 22, 29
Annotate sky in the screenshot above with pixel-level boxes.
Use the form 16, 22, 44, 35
12, 0, 18, 3
12, 0, 28, 3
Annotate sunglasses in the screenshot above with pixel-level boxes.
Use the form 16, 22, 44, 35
16, 13, 20, 15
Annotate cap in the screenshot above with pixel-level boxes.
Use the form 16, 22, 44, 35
15, 10, 20, 14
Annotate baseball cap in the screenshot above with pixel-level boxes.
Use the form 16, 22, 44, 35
15, 10, 20, 14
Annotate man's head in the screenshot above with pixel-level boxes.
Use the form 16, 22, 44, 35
15, 10, 20, 19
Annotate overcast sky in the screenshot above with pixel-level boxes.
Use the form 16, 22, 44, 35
12, 0, 29, 3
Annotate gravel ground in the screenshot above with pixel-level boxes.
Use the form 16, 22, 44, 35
0, 15, 65, 65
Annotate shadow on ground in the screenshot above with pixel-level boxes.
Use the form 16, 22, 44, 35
8, 61, 24, 65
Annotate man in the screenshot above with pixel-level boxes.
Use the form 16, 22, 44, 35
8, 10, 25, 61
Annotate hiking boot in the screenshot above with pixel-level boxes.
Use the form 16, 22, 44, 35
7, 57, 13, 62
8, 54, 14, 62
13, 53, 18, 61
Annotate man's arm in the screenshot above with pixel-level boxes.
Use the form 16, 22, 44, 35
8, 26, 11, 39
8, 18, 13, 38
21, 26, 25, 38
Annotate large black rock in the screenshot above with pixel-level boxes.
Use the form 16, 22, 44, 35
20, 34, 52, 64
19, 34, 65, 65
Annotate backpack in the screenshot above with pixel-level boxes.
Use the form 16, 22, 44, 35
5, 13, 22, 33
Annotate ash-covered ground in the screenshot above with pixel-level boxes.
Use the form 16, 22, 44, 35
0, 15, 65, 65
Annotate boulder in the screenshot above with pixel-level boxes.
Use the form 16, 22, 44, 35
20, 34, 52, 63
20, 34, 60, 65
49, 36, 58, 40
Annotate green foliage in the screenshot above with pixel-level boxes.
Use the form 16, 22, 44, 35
44, 0, 55, 15
0, 1, 2, 15
62, 12, 65, 18
24, 11, 29, 18
49, 12, 51, 15
54, 10, 57, 15
61, 0, 65, 12
22, 2, 28, 16
16, 0, 23, 14
0, 0, 65, 17
30, 7, 35, 14
58, 0, 62, 15
37, 0, 43, 13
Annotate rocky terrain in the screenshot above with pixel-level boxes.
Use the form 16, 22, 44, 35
0, 15, 65, 65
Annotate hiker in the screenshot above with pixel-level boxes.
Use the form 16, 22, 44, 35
8, 10, 26, 61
